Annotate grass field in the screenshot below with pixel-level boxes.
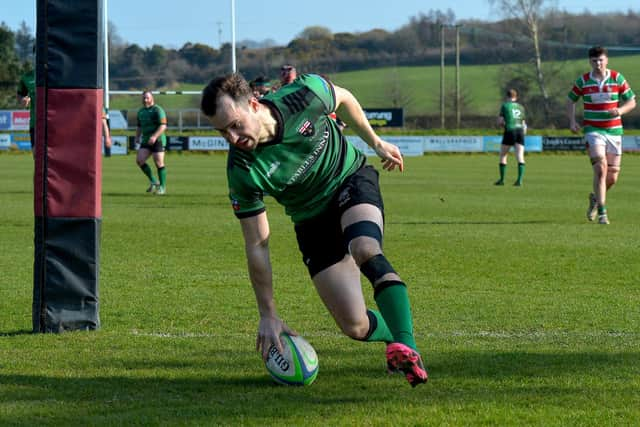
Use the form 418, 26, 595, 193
109, 54, 640, 120
1, 152, 639, 426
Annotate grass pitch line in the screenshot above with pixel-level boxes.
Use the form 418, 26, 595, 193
130, 329, 639, 339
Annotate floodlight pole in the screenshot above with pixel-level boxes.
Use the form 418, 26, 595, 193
440, 25, 445, 128
103, 0, 109, 110
455, 25, 461, 129
231, 0, 237, 72
440, 24, 463, 129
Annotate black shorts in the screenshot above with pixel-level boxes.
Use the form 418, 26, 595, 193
294, 165, 384, 277
502, 129, 525, 146
140, 139, 165, 153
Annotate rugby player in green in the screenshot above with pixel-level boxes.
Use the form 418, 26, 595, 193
201, 73, 428, 387
495, 88, 527, 186
16, 69, 36, 155
567, 46, 636, 225
136, 91, 168, 195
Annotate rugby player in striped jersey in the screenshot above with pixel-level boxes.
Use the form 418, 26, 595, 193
567, 46, 636, 225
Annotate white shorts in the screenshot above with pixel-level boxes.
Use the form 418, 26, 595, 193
585, 132, 622, 156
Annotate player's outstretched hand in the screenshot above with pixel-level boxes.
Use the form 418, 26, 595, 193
375, 140, 404, 172
569, 122, 581, 134
256, 315, 298, 361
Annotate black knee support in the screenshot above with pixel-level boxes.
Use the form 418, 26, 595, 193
343, 220, 382, 246
360, 254, 396, 286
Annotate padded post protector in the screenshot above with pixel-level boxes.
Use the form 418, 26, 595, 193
33, 0, 104, 333
33, 217, 101, 332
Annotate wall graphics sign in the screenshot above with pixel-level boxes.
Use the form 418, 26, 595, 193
363, 108, 404, 127
188, 136, 229, 151
542, 136, 585, 151
346, 136, 423, 156
622, 135, 640, 152
426, 136, 484, 152
0, 133, 10, 149
12, 133, 32, 150
107, 135, 128, 155
0, 111, 11, 130
483, 135, 543, 152
12, 111, 30, 130
167, 136, 187, 151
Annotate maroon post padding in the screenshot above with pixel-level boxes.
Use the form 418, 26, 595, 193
34, 89, 103, 218
34, 86, 46, 209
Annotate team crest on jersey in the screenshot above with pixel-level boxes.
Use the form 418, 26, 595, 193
297, 120, 314, 137
231, 198, 241, 211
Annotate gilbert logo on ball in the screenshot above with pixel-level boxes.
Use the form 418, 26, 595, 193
265, 334, 319, 386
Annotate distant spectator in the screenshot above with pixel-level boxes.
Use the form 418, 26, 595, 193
102, 106, 112, 157
16, 69, 35, 155
251, 76, 271, 98
279, 64, 297, 86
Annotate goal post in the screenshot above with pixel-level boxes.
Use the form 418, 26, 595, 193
33, 0, 104, 332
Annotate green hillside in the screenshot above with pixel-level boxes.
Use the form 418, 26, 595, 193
109, 54, 640, 119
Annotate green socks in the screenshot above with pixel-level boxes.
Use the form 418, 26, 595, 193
158, 166, 166, 188
140, 163, 157, 184
140, 164, 166, 188
516, 162, 525, 184
363, 309, 394, 343
498, 163, 506, 182
374, 281, 417, 350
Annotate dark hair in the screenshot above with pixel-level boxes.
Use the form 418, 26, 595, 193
588, 46, 607, 58
507, 88, 518, 98
201, 73, 252, 117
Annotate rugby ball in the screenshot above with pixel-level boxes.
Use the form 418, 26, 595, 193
265, 334, 319, 386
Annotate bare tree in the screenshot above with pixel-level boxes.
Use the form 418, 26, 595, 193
489, 0, 551, 121
379, 69, 413, 111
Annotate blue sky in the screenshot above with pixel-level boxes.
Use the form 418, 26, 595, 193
2, 0, 639, 48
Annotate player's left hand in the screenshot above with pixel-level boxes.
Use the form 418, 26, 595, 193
256, 316, 297, 362
375, 140, 404, 172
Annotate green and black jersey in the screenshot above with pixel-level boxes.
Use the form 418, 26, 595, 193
227, 74, 365, 223
17, 71, 36, 128
137, 104, 167, 145
499, 101, 526, 131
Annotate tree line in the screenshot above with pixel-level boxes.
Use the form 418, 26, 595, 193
1, 8, 639, 127
109, 9, 640, 90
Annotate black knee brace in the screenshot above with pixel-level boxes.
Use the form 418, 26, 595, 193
343, 220, 382, 247
360, 254, 396, 287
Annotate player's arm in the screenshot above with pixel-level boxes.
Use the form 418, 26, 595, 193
149, 123, 167, 144
333, 84, 403, 172
16, 81, 30, 108
497, 104, 505, 127
102, 118, 112, 148
135, 121, 142, 145
239, 212, 293, 360
612, 96, 636, 117
566, 100, 580, 133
